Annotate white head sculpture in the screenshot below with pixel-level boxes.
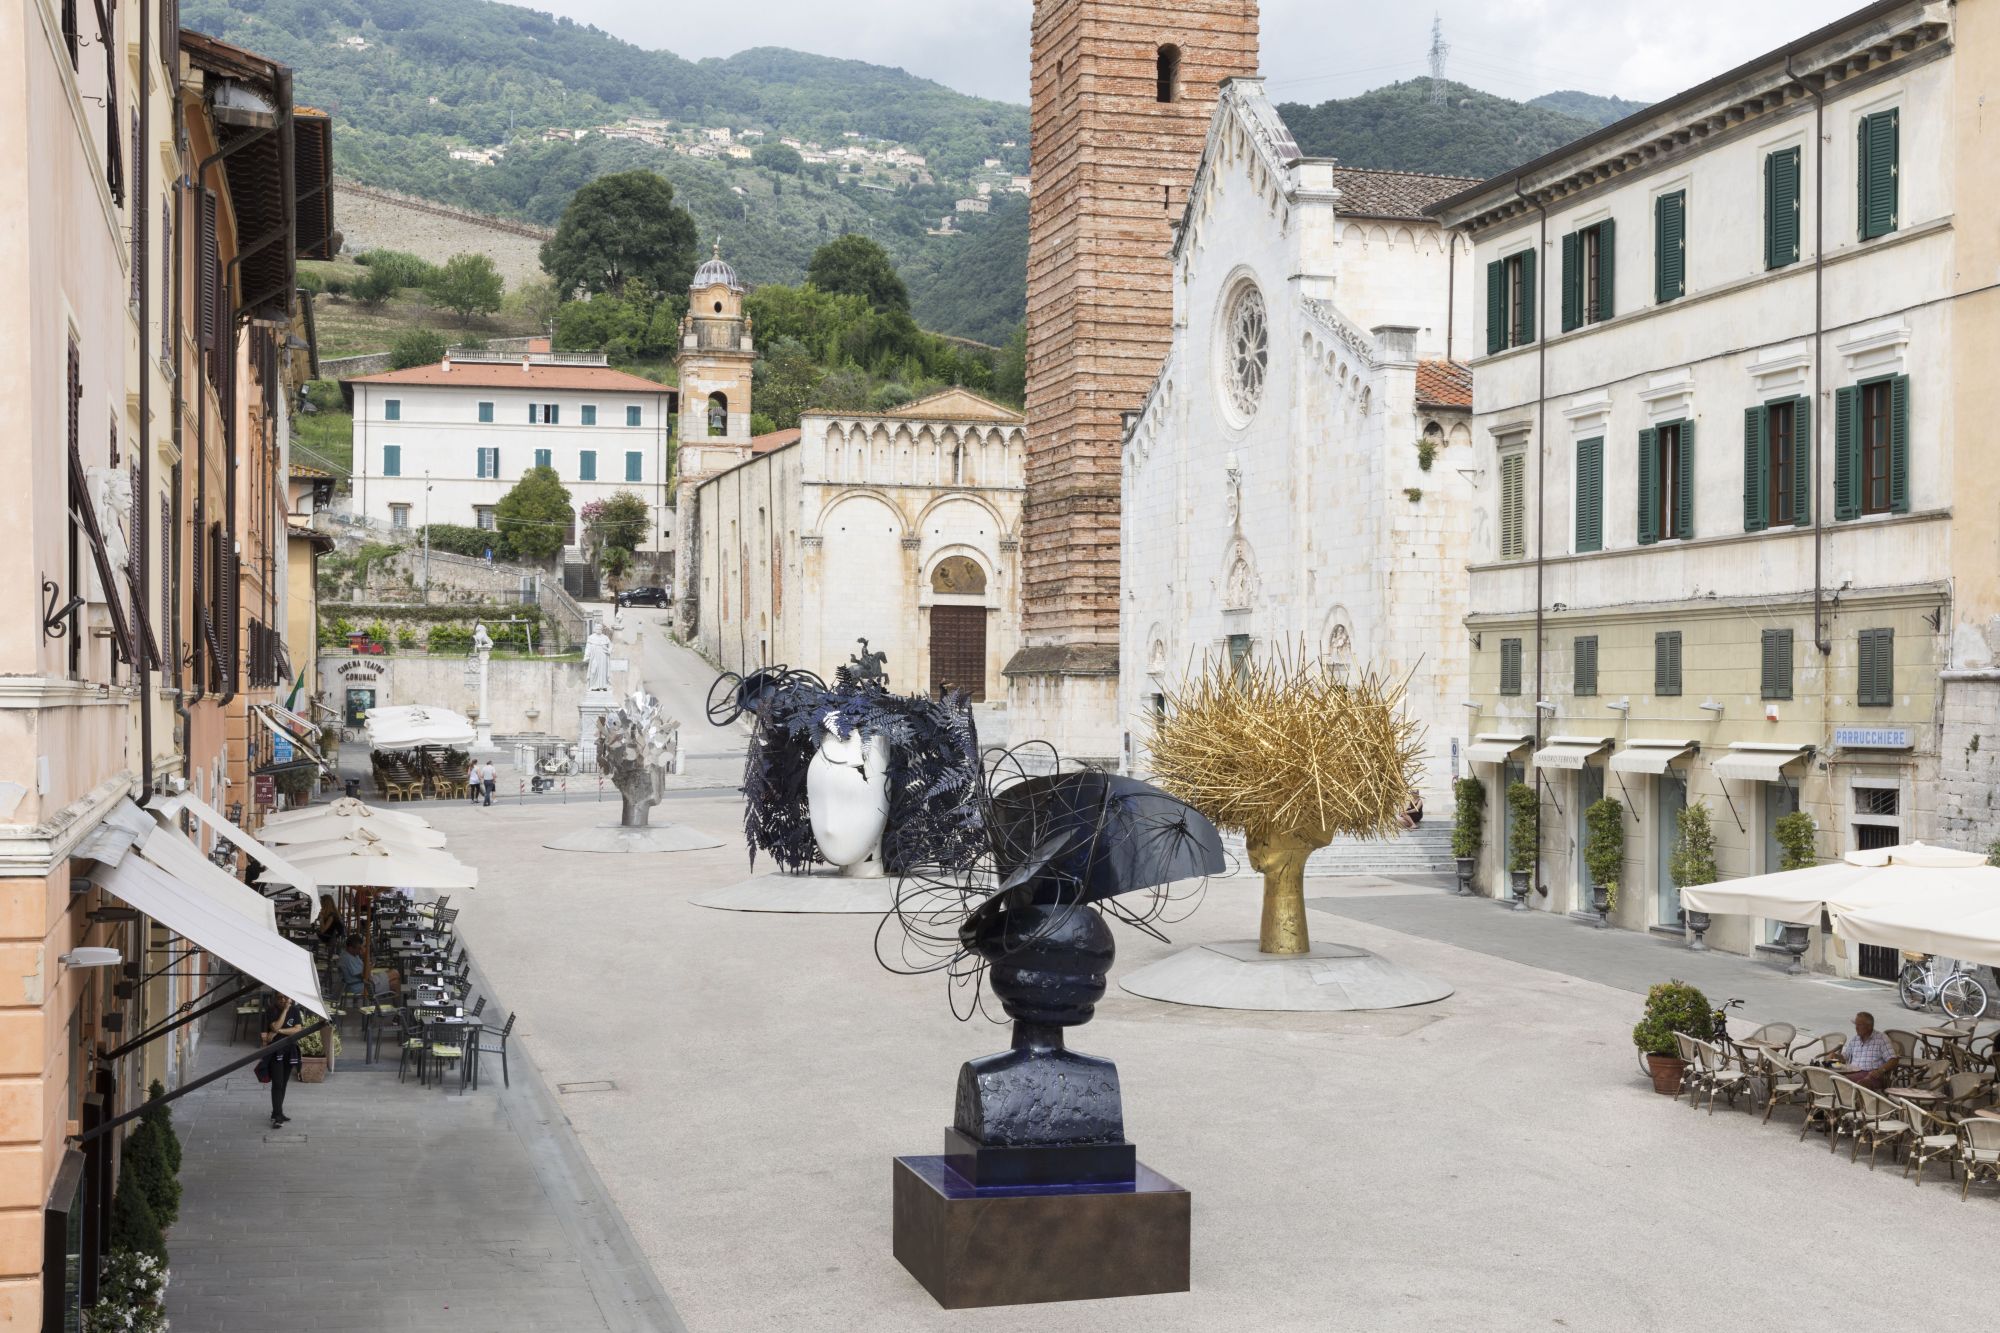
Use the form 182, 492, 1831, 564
806, 715, 891, 878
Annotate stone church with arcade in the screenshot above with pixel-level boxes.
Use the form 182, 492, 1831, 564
1118, 79, 1479, 797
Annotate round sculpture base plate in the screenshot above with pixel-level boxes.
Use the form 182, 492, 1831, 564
1118, 940, 1453, 1012
541, 824, 726, 854
689, 868, 896, 914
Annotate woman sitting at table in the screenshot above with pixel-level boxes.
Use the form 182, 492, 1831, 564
313, 895, 344, 948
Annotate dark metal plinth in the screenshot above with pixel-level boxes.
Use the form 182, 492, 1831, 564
891, 1155, 1190, 1309
942, 1126, 1135, 1188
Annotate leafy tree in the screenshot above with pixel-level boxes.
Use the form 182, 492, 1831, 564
599, 543, 633, 592
493, 466, 573, 563
424, 252, 504, 325
505, 277, 561, 333
753, 143, 804, 174
351, 266, 401, 310
389, 328, 448, 370
990, 323, 1025, 406
751, 337, 825, 431
420, 523, 500, 559
541, 170, 698, 298
358, 249, 439, 288
581, 491, 650, 555
807, 234, 909, 312
749, 412, 779, 436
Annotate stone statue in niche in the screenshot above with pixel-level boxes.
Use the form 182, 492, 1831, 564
1223, 452, 1242, 528
1224, 556, 1254, 611
1324, 622, 1352, 683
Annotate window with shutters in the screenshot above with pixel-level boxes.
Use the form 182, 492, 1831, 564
1654, 631, 1683, 697
1573, 635, 1599, 696
581, 405, 597, 426
1486, 249, 1537, 353
534, 448, 552, 472
1744, 398, 1810, 531
625, 451, 643, 482
1499, 638, 1523, 696
1760, 628, 1794, 700
1834, 377, 1908, 520
1498, 449, 1526, 560
579, 450, 597, 481
384, 399, 400, 422
626, 405, 642, 427
1561, 219, 1615, 331
1765, 146, 1803, 270
1574, 436, 1603, 553
1654, 191, 1685, 302
1858, 109, 1899, 241
382, 444, 401, 478
477, 401, 494, 424
1860, 380, 1893, 515
1639, 421, 1693, 544
1766, 399, 1796, 527
476, 447, 499, 479
1857, 627, 1893, 706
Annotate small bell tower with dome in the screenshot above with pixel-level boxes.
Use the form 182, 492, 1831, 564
673, 242, 757, 627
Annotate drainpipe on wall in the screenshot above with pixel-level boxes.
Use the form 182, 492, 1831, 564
1514, 179, 1551, 900
135, 0, 154, 806
1789, 57, 1832, 657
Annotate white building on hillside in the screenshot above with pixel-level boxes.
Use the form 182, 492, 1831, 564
1120, 78, 1477, 797
345, 352, 678, 553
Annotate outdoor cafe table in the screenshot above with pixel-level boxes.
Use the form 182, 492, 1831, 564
414, 1012, 485, 1089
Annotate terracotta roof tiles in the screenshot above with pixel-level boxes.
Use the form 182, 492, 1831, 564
1415, 359, 1472, 409
1332, 167, 1485, 221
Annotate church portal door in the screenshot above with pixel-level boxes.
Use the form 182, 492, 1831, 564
929, 606, 987, 701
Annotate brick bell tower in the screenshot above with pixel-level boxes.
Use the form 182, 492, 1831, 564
1005, 0, 1259, 762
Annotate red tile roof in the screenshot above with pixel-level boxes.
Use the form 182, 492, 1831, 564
1415, 359, 1472, 409
750, 428, 801, 454
342, 362, 674, 393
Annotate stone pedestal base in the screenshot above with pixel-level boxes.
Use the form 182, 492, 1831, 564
891, 1156, 1189, 1309
1000, 652, 1121, 769
1118, 939, 1453, 1011
576, 692, 616, 773
541, 824, 724, 854
688, 869, 896, 913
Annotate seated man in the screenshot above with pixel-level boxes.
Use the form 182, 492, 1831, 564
1841, 1011, 1899, 1090
338, 934, 402, 1002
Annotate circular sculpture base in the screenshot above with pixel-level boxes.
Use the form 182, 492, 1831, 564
542, 824, 726, 854
1118, 940, 1453, 1012
690, 869, 896, 914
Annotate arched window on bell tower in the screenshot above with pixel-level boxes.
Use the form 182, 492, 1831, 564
707, 392, 729, 437
1156, 44, 1180, 103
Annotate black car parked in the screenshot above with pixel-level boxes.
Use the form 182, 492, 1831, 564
616, 585, 671, 608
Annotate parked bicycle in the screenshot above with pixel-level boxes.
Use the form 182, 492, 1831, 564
1897, 952, 1989, 1020
1711, 996, 1744, 1048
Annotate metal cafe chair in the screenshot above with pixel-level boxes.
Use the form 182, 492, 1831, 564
476, 1013, 517, 1089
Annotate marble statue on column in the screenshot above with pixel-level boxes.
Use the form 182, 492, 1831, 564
584, 621, 613, 694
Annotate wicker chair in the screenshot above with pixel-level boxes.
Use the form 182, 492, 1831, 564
1798, 1066, 1843, 1142
1829, 1076, 1869, 1156
1941, 1071, 1996, 1119
1690, 1038, 1752, 1115
1958, 1118, 2000, 1200
1900, 1099, 1963, 1188
1758, 1051, 1810, 1124
1790, 1032, 1844, 1063
1673, 1032, 1704, 1105
1851, 1086, 1913, 1169
1741, 1022, 1797, 1051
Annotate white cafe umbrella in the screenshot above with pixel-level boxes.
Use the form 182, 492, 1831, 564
262, 807, 448, 849
364, 705, 478, 751
1681, 842, 1998, 927
263, 796, 434, 832
259, 830, 478, 890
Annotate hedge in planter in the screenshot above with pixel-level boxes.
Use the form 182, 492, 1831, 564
1775, 810, 1818, 871
120, 1121, 180, 1231
1584, 797, 1625, 909
1451, 777, 1486, 860
1505, 782, 1539, 874
141, 1080, 181, 1177
108, 1166, 167, 1265
1669, 801, 1718, 891
1632, 978, 1714, 1055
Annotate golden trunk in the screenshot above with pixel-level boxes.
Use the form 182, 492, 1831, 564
1246, 828, 1325, 955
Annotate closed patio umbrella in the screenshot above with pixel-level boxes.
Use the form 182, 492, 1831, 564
263, 807, 448, 849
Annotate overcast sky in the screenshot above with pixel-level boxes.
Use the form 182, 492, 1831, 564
531, 1, 1856, 106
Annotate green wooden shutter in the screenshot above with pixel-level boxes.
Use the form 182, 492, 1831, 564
1766, 148, 1801, 269
1516, 248, 1536, 345
1594, 218, 1615, 320
1575, 436, 1603, 553
1655, 631, 1683, 697
1499, 452, 1525, 559
1761, 628, 1793, 700
1561, 232, 1580, 333
1858, 628, 1894, 706
1574, 636, 1598, 696
1500, 639, 1522, 695
1889, 373, 1910, 513
1637, 427, 1658, 546
1486, 260, 1506, 354
1860, 110, 1900, 240
1675, 420, 1695, 540
1791, 396, 1812, 525
1743, 406, 1768, 532
1656, 192, 1685, 302
1834, 386, 1861, 519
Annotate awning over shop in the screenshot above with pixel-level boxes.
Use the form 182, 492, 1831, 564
1608, 739, 1699, 775
89, 854, 327, 1017
152, 791, 313, 894
263, 701, 317, 737
1532, 736, 1613, 770
132, 820, 279, 932
1711, 743, 1813, 783
1465, 733, 1534, 765
251, 704, 335, 777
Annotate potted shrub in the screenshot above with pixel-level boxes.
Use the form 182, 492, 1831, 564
1773, 809, 1819, 972
1669, 801, 1719, 950
297, 1023, 341, 1083
1505, 781, 1538, 909
82, 1250, 170, 1332
1633, 978, 1714, 1094
1583, 796, 1625, 928
1450, 777, 1485, 896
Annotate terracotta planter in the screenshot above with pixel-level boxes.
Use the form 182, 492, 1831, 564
299, 1056, 329, 1084
1644, 1052, 1686, 1096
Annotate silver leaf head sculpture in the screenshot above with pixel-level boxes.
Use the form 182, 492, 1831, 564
597, 690, 680, 827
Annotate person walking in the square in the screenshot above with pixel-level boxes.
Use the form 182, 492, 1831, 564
481, 759, 497, 806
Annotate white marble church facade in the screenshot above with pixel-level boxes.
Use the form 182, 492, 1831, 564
1120, 79, 1479, 797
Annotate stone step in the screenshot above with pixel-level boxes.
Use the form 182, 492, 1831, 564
1218, 825, 1457, 878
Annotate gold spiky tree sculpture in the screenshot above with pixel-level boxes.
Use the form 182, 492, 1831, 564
1147, 646, 1425, 956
